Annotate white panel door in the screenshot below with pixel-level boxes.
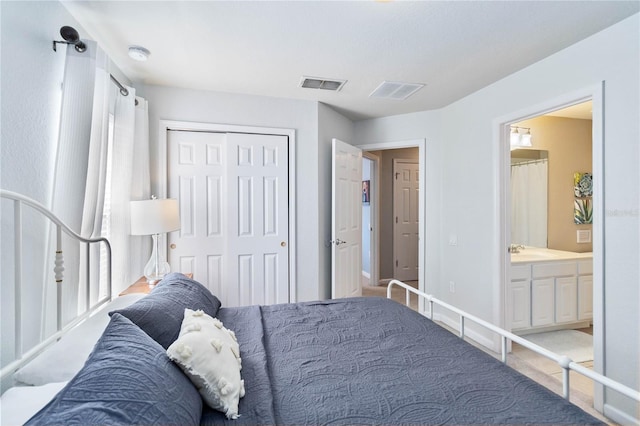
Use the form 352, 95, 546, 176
168, 131, 226, 296
331, 139, 362, 299
167, 131, 289, 307
393, 161, 419, 281
226, 133, 289, 306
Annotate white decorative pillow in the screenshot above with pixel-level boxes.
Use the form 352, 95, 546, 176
167, 309, 245, 419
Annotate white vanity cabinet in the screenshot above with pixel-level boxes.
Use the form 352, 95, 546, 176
507, 265, 531, 330
577, 261, 594, 321
509, 254, 593, 333
531, 278, 555, 327
555, 277, 578, 323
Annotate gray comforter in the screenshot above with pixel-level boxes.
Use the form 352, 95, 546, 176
203, 297, 604, 425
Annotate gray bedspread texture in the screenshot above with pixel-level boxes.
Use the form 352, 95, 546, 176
202, 297, 604, 425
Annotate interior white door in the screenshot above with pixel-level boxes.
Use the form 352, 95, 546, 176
167, 130, 289, 307
393, 160, 419, 281
331, 138, 362, 299
226, 132, 289, 306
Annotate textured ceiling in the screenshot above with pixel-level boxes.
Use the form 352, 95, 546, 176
62, 1, 639, 121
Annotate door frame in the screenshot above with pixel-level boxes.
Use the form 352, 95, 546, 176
493, 83, 604, 410
158, 120, 297, 302
357, 139, 426, 312
392, 158, 419, 281
362, 151, 380, 288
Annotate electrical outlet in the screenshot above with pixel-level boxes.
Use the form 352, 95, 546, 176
449, 281, 455, 293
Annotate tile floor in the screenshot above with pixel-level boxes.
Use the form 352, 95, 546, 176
360, 278, 611, 424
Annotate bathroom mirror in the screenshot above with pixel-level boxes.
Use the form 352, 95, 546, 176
510, 150, 548, 248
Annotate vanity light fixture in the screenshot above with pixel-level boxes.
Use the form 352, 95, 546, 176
510, 126, 533, 150
128, 45, 150, 61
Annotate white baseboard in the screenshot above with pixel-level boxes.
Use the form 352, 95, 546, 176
432, 312, 498, 353
361, 271, 370, 279
604, 403, 640, 426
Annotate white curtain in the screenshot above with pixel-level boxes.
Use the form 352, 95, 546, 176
43, 41, 151, 335
109, 88, 151, 294
129, 97, 151, 284
511, 159, 548, 247
78, 47, 111, 309
46, 40, 100, 332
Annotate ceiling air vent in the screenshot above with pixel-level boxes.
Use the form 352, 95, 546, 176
300, 76, 347, 92
369, 81, 425, 100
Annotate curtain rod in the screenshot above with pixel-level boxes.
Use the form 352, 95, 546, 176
511, 158, 548, 166
110, 74, 138, 106
110, 74, 128, 96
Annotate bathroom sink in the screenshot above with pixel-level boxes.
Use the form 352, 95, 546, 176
510, 249, 560, 262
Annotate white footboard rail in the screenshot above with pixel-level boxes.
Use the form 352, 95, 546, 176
0, 190, 112, 385
387, 279, 640, 404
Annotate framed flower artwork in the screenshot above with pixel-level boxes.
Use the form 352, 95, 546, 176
574, 172, 593, 197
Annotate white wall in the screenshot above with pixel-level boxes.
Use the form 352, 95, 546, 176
136, 84, 325, 302
354, 110, 443, 296
0, 1, 86, 369
355, 14, 639, 422
317, 103, 355, 299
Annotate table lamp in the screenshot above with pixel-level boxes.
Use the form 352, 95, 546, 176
130, 197, 180, 284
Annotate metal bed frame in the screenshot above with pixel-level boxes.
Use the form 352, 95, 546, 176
1, 189, 635, 414
387, 279, 640, 405
0, 190, 112, 388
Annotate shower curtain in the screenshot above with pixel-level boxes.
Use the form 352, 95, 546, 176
511, 159, 548, 247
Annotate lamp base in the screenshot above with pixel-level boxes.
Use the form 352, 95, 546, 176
144, 234, 171, 284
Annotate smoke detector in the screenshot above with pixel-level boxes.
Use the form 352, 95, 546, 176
299, 76, 347, 91
128, 46, 150, 61
369, 81, 425, 100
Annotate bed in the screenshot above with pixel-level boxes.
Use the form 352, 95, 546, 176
1, 272, 607, 425
0, 190, 634, 425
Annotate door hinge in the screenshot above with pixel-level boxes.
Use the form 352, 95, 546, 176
395, 216, 398, 223
395, 172, 399, 180
396, 260, 398, 267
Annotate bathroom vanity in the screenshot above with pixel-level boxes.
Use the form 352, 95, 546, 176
508, 248, 593, 334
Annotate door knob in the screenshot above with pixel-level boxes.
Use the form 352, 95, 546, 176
170, 244, 177, 249
281, 241, 287, 247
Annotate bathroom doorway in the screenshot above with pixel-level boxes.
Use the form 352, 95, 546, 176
508, 101, 596, 400
496, 86, 604, 412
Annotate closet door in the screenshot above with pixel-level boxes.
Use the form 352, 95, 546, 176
167, 130, 289, 307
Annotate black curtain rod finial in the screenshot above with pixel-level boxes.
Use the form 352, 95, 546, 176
52, 25, 86, 53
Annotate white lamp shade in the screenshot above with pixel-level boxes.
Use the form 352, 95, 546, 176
130, 199, 180, 235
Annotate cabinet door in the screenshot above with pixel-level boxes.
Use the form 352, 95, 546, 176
555, 276, 578, 323
578, 275, 593, 320
508, 280, 531, 330
532, 278, 555, 327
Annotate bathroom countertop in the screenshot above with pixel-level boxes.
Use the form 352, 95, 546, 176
510, 247, 593, 264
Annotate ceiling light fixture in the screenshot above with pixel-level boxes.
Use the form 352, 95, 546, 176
128, 46, 150, 61
510, 126, 533, 150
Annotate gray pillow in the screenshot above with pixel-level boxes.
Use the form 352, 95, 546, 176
110, 272, 221, 348
25, 313, 202, 425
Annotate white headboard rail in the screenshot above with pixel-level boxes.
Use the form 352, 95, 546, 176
0, 189, 112, 385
